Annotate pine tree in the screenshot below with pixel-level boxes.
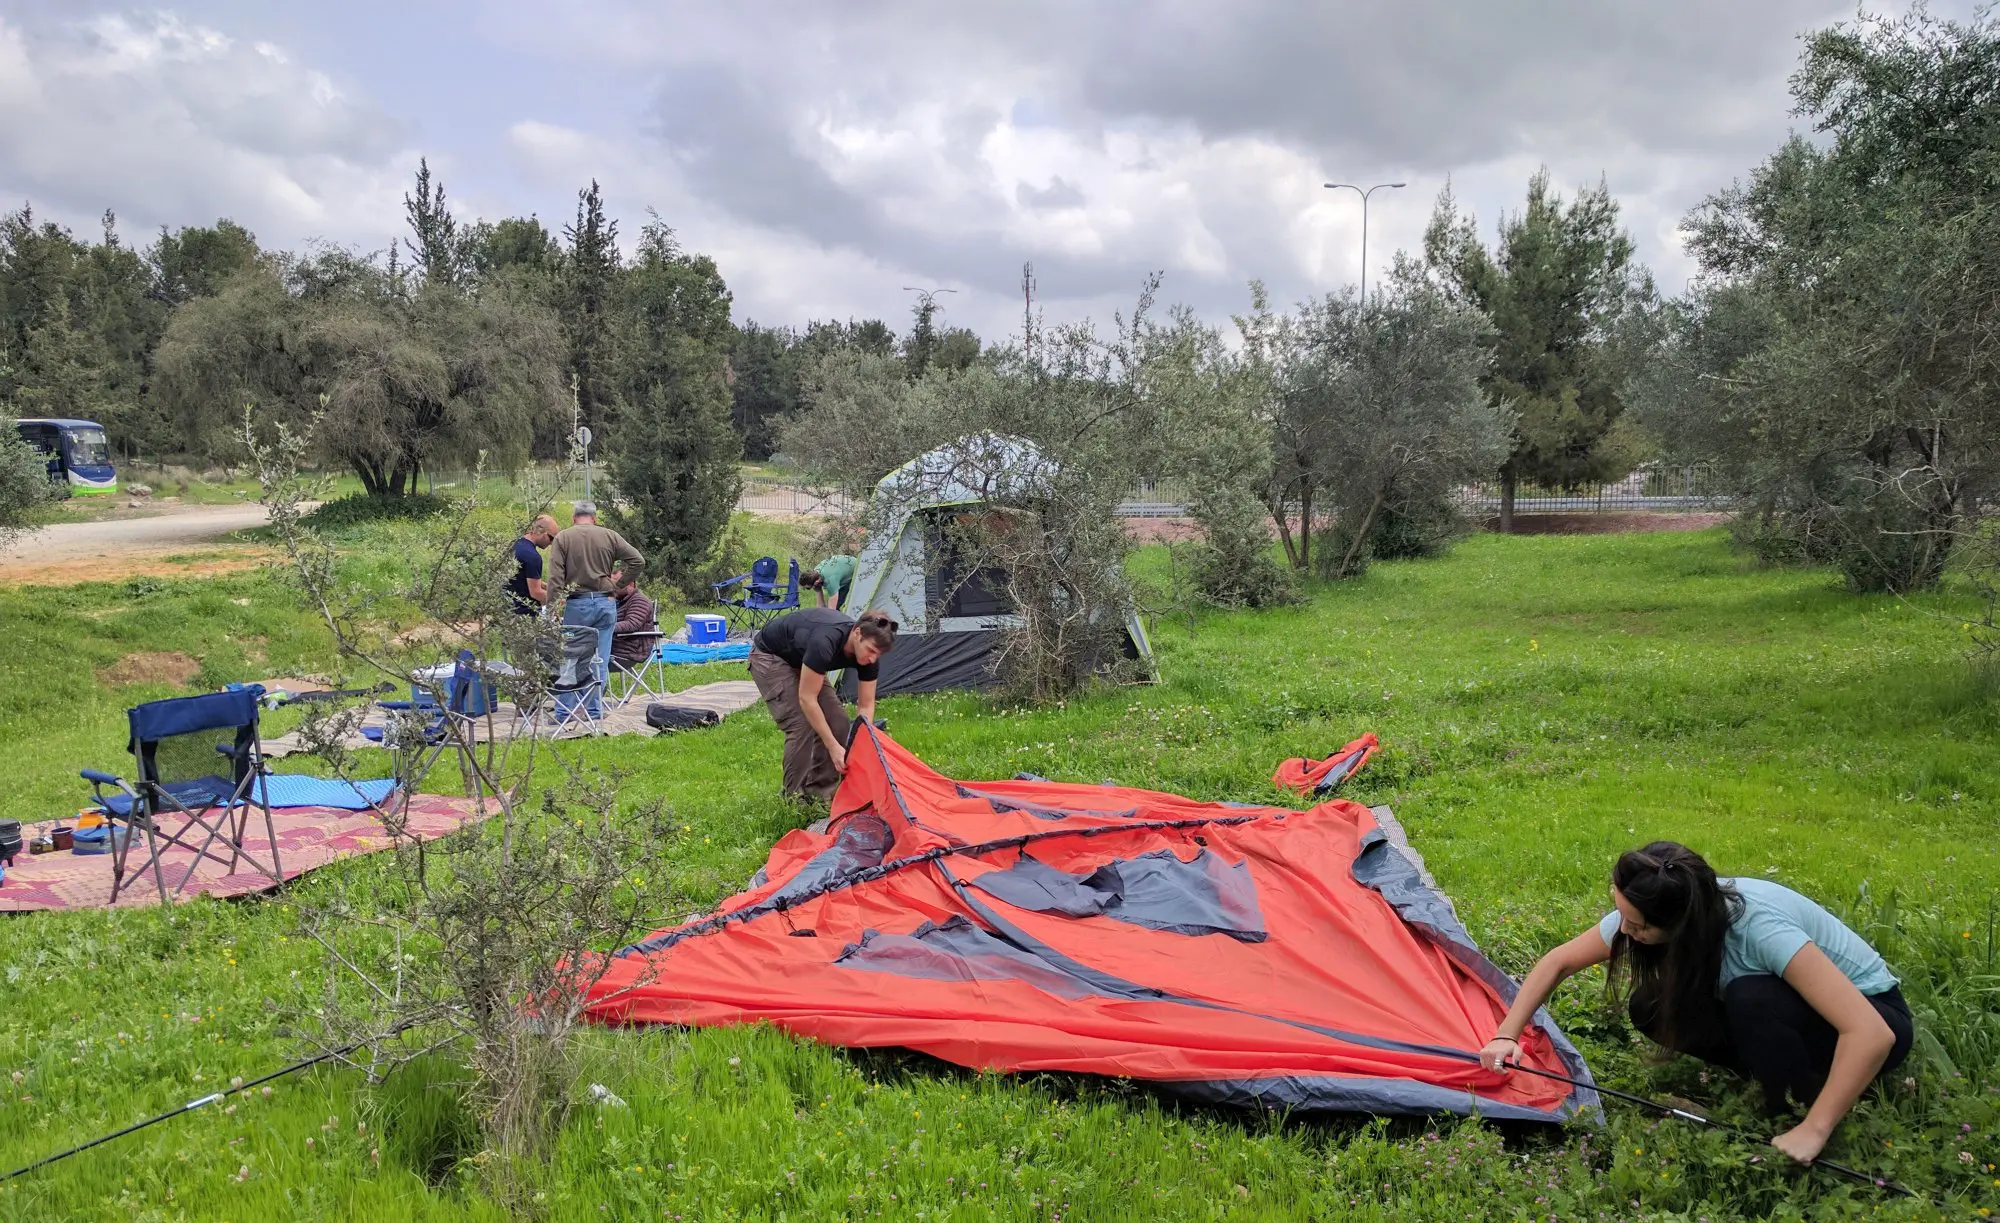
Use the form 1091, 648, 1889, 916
1424, 171, 1643, 531
402, 159, 463, 290
148, 219, 262, 306
15, 293, 107, 422
606, 337, 742, 590
604, 216, 741, 588
561, 181, 622, 431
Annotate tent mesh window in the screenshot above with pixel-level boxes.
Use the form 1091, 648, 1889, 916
923, 508, 1013, 620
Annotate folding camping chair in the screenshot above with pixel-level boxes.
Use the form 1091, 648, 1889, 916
713, 555, 779, 627
714, 556, 800, 628
741, 558, 800, 626
80, 687, 284, 905
360, 650, 488, 786
611, 631, 669, 705
519, 624, 608, 737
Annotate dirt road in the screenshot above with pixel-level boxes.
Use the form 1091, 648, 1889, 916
0, 503, 276, 585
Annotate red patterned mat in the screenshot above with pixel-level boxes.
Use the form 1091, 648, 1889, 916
0, 794, 488, 913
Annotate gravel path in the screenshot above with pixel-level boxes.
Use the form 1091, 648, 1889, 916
0, 503, 273, 565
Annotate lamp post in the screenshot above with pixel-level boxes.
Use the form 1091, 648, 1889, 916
1323, 181, 1407, 301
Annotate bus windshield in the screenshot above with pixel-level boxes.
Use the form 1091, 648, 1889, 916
63, 428, 111, 468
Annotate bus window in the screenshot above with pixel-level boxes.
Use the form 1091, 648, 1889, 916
14, 422, 55, 455
61, 427, 112, 469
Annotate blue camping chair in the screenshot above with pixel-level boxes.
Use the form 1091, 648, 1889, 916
362, 651, 488, 782
713, 555, 779, 627
741, 559, 800, 627
81, 687, 283, 905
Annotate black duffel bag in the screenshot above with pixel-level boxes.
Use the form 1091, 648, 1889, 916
645, 703, 721, 734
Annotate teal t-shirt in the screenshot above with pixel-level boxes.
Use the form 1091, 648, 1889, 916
1596, 877, 1898, 996
816, 555, 857, 603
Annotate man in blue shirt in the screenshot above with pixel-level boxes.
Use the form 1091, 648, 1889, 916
506, 515, 558, 615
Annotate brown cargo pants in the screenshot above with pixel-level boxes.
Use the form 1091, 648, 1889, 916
748, 648, 851, 800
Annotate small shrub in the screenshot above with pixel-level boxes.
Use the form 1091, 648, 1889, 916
1365, 490, 1469, 562
302, 492, 455, 530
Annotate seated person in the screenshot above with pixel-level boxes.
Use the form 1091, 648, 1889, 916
609, 572, 659, 671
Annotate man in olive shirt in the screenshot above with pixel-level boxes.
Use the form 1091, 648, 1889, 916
546, 501, 644, 718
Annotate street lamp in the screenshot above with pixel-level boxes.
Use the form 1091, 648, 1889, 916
1323, 181, 1407, 301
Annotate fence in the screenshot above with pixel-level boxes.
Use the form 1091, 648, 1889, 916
423, 466, 1727, 522
1449, 466, 1729, 516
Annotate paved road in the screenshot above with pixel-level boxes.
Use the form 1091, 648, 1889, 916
0, 503, 273, 565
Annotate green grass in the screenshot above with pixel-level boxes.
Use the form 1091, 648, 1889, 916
2, 528, 1997, 1220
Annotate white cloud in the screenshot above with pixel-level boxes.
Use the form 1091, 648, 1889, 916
0, 12, 412, 247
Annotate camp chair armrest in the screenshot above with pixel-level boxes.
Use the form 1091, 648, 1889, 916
375, 699, 421, 711
711, 573, 751, 592
80, 768, 126, 788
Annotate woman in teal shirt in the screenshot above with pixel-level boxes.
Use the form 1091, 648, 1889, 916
1482, 842, 1911, 1166
803, 554, 857, 610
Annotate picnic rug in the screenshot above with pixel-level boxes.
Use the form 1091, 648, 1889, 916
0, 793, 489, 913
262, 680, 762, 757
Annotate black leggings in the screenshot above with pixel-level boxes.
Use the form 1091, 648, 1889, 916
1630, 974, 1913, 1112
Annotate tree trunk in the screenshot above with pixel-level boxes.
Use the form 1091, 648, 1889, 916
1268, 477, 1302, 569
1298, 478, 1314, 572
1499, 463, 1517, 534
1270, 496, 1300, 569
1335, 493, 1386, 580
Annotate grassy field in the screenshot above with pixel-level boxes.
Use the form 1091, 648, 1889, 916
0, 526, 1996, 1220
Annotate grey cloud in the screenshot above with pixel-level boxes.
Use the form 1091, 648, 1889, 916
1036, 0, 1840, 167
606, 0, 1895, 334
647, 63, 877, 244
11, 0, 1983, 344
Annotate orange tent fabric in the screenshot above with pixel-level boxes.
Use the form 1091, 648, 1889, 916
583, 726, 1596, 1121
1273, 732, 1380, 796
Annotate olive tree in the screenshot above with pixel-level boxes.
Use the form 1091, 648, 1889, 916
1631, 8, 2000, 594
1264, 268, 1509, 578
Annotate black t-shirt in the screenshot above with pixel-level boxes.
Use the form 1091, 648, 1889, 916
753, 608, 878, 680
506, 536, 543, 614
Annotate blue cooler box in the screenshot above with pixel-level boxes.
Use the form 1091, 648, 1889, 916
686, 614, 728, 644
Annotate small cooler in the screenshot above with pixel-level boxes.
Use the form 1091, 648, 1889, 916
686, 614, 729, 644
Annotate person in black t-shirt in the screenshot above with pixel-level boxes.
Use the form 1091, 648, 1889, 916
748, 607, 898, 799
506, 514, 559, 615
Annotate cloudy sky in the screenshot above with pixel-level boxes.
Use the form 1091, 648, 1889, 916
0, 1, 1975, 342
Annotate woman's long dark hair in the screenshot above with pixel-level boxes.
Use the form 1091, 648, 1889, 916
1605, 841, 1742, 1049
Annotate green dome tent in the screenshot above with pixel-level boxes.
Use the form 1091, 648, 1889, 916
841, 434, 1154, 696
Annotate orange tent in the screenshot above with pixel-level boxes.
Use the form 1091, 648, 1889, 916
583, 725, 1596, 1121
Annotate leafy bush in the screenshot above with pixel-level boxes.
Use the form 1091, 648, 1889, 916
0, 417, 51, 546
1356, 486, 1470, 566
301, 492, 455, 530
